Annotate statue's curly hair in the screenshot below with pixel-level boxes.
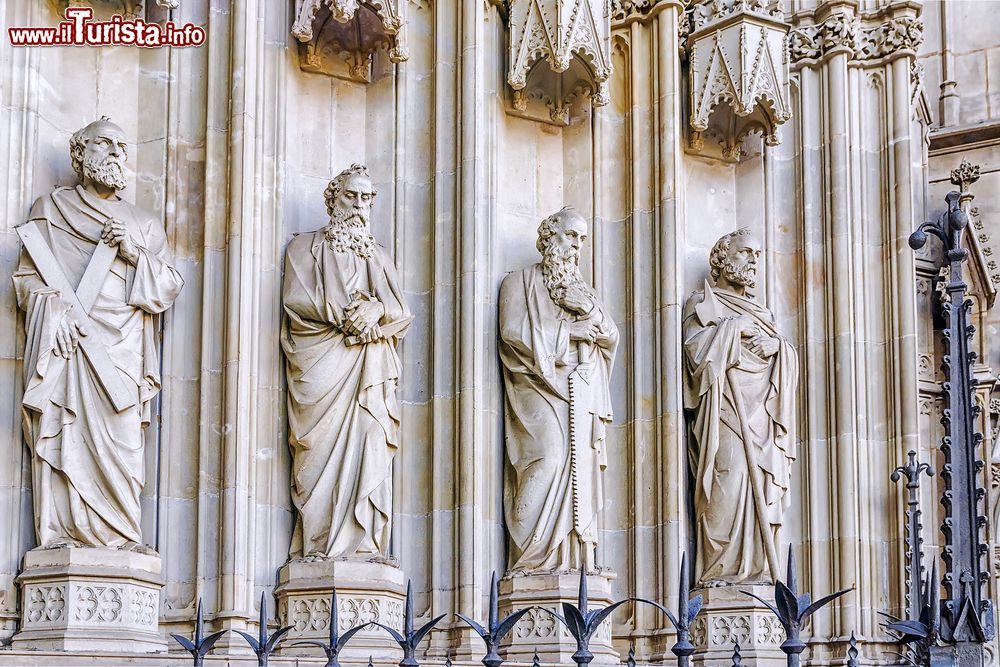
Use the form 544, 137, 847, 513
69, 116, 125, 181
536, 206, 580, 254
324, 163, 376, 216
709, 227, 752, 280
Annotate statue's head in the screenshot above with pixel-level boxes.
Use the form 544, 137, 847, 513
537, 206, 588, 261
537, 206, 589, 303
70, 117, 128, 192
323, 164, 378, 258
324, 163, 377, 229
710, 227, 762, 289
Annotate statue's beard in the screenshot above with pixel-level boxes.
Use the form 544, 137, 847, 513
723, 261, 757, 288
541, 245, 585, 306
325, 208, 376, 259
83, 156, 127, 191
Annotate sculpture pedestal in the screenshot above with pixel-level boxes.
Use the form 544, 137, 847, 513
690, 585, 785, 667
275, 557, 405, 663
498, 570, 619, 665
12, 546, 165, 653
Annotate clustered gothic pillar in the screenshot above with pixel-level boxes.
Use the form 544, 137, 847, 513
785, 0, 925, 661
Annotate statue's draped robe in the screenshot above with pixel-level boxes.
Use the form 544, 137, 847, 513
683, 282, 797, 584
500, 264, 618, 572
13, 186, 183, 548
281, 231, 411, 558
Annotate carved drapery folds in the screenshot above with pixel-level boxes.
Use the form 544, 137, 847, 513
686, 0, 791, 161
505, 0, 613, 126
292, 0, 407, 83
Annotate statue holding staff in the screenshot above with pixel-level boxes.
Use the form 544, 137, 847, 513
682, 228, 798, 585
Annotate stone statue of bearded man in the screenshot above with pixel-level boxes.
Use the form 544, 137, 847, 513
683, 228, 798, 585
281, 164, 411, 560
499, 207, 619, 574
14, 117, 184, 550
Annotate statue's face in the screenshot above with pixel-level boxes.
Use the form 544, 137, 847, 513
722, 233, 762, 287
333, 173, 375, 224
548, 212, 588, 259
81, 125, 128, 191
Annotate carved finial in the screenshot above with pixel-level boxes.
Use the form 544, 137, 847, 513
950, 159, 981, 194
847, 632, 859, 667
626, 643, 636, 667
732, 642, 743, 666
533, 649, 542, 667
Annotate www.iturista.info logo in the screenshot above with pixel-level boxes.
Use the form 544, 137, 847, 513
8, 7, 206, 48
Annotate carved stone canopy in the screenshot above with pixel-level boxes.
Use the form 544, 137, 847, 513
686, 0, 791, 161
292, 0, 407, 83
504, 0, 613, 127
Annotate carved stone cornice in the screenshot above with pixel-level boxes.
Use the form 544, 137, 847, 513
856, 14, 922, 59
610, 0, 681, 26
788, 12, 922, 66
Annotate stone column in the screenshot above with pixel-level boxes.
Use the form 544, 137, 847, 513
786, 0, 925, 660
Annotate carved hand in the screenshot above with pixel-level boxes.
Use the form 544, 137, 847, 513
568, 319, 601, 344
560, 284, 595, 316
101, 218, 140, 265
748, 332, 780, 358
54, 310, 87, 359
343, 295, 385, 338
736, 316, 760, 339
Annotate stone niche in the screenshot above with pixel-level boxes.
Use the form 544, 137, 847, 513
501, 0, 613, 127
292, 0, 408, 83
685, 0, 791, 161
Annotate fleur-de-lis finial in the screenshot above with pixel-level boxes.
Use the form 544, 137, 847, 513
950, 159, 981, 194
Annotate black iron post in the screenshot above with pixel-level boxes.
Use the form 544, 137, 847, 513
892, 450, 933, 620
909, 166, 996, 665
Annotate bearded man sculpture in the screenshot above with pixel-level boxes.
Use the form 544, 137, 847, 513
281, 164, 411, 560
683, 228, 798, 586
14, 117, 184, 550
499, 207, 619, 573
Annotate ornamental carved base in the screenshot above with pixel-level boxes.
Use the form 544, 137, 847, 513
690, 585, 785, 667
498, 570, 618, 664
275, 557, 405, 663
12, 547, 164, 653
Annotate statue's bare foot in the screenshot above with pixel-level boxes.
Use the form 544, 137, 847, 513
121, 542, 157, 556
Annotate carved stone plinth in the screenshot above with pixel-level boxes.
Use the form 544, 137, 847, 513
275, 557, 405, 663
690, 586, 785, 667
498, 571, 618, 665
12, 547, 164, 653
